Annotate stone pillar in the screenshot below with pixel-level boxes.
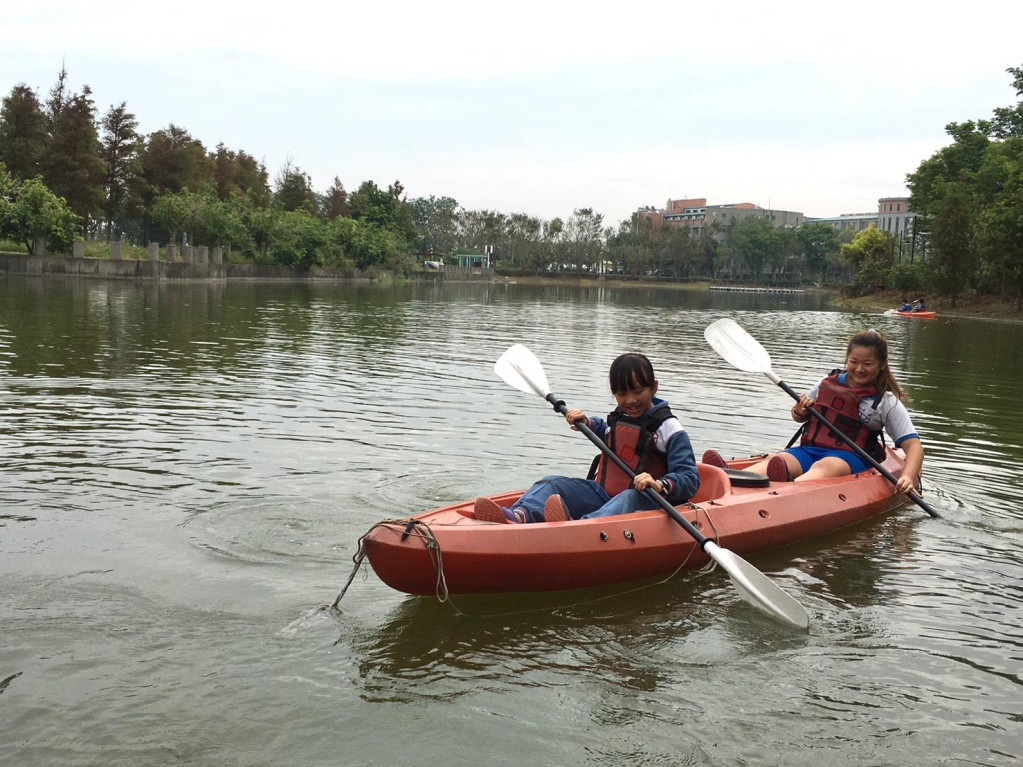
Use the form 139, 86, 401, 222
32, 237, 46, 256
166, 243, 177, 262
212, 247, 223, 265
111, 241, 122, 260
148, 242, 159, 261
198, 245, 209, 264
73, 241, 85, 258
183, 245, 193, 263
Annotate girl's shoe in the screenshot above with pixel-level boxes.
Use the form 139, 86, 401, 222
701, 450, 728, 467
474, 497, 510, 523
543, 494, 570, 522
767, 455, 791, 483
473, 498, 526, 523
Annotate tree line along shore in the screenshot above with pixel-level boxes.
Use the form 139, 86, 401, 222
2, 65, 1022, 313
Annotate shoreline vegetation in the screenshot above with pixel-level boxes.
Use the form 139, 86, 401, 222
4, 65, 1023, 317
4, 247, 1019, 322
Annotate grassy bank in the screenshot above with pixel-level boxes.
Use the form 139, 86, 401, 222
833, 290, 1023, 322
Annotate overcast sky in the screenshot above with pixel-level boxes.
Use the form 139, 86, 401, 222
4, 0, 1022, 224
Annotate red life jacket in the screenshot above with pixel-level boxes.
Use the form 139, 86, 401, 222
800, 373, 884, 459
592, 403, 673, 495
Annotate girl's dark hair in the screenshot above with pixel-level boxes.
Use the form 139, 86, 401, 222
609, 353, 656, 393
848, 330, 905, 401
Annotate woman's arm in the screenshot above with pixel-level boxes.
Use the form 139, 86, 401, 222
896, 437, 924, 494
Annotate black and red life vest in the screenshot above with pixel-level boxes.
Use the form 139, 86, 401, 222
591, 403, 673, 495
800, 373, 884, 460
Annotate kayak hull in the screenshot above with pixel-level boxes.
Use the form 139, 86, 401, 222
893, 309, 936, 319
363, 449, 912, 595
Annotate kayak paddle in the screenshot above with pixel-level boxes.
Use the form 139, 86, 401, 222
703, 318, 940, 519
494, 343, 810, 630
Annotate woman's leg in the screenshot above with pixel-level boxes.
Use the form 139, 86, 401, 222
794, 456, 853, 482
747, 451, 804, 479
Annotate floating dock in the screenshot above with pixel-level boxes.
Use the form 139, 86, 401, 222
708, 285, 805, 294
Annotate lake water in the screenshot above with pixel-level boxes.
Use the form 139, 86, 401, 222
1, 276, 1021, 766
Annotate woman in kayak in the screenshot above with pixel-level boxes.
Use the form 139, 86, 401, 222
740, 330, 924, 489
474, 353, 700, 523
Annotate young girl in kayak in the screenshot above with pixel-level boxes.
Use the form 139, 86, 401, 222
474, 353, 701, 523
742, 330, 924, 489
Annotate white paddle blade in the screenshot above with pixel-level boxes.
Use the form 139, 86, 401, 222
704, 541, 809, 630
494, 344, 552, 399
704, 318, 774, 374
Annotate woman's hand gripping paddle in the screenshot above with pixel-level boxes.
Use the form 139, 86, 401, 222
494, 343, 810, 630
703, 318, 939, 518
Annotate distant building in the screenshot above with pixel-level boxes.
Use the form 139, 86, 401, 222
877, 197, 915, 238
456, 253, 490, 268
701, 203, 803, 235
643, 197, 803, 239
805, 197, 916, 238
637, 195, 913, 240
805, 212, 878, 232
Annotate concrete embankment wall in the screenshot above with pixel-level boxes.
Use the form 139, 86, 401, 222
0, 252, 493, 282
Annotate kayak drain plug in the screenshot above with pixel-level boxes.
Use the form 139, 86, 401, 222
624, 530, 634, 541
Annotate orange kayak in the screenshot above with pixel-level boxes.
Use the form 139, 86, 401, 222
362, 448, 912, 595
893, 309, 936, 319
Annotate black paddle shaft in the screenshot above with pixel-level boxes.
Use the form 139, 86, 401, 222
543, 393, 712, 546
775, 380, 940, 518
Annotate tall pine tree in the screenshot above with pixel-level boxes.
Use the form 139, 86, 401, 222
0, 84, 49, 181
41, 67, 105, 234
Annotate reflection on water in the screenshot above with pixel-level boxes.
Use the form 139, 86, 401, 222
1, 276, 1021, 766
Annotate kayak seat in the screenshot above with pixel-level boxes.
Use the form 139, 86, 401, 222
691, 463, 732, 502
723, 468, 770, 488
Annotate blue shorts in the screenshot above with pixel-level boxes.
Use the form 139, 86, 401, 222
783, 445, 872, 475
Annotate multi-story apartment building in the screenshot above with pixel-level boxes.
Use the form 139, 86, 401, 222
647, 198, 804, 238
806, 197, 915, 238
877, 197, 914, 238
640, 196, 914, 240
804, 212, 878, 232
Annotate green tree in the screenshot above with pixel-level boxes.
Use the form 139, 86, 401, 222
565, 207, 604, 273
0, 166, 80, 254
974, 148, 1023, 308
990, 65, 1023, 139
321, 176, 351, 220
796, 222, 840, 284
542, 217, 565, 272
150, 188, 199, 245
928, 190, 975, 306
409, 194, 459, 254
273, 158, 317, 214
0, 84, 49, 181
213, 144, 270, 205
139, 125, 214, 242
503, 211, 542, 270
40, 67, 105, 234
99, 101, 141, 241
269, 209, 326, 267
457, 208, 505, 256
842, 227, 894, 294
726, 216, 779, 280
349, 179, 417, 248
140, 125, 213, 199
